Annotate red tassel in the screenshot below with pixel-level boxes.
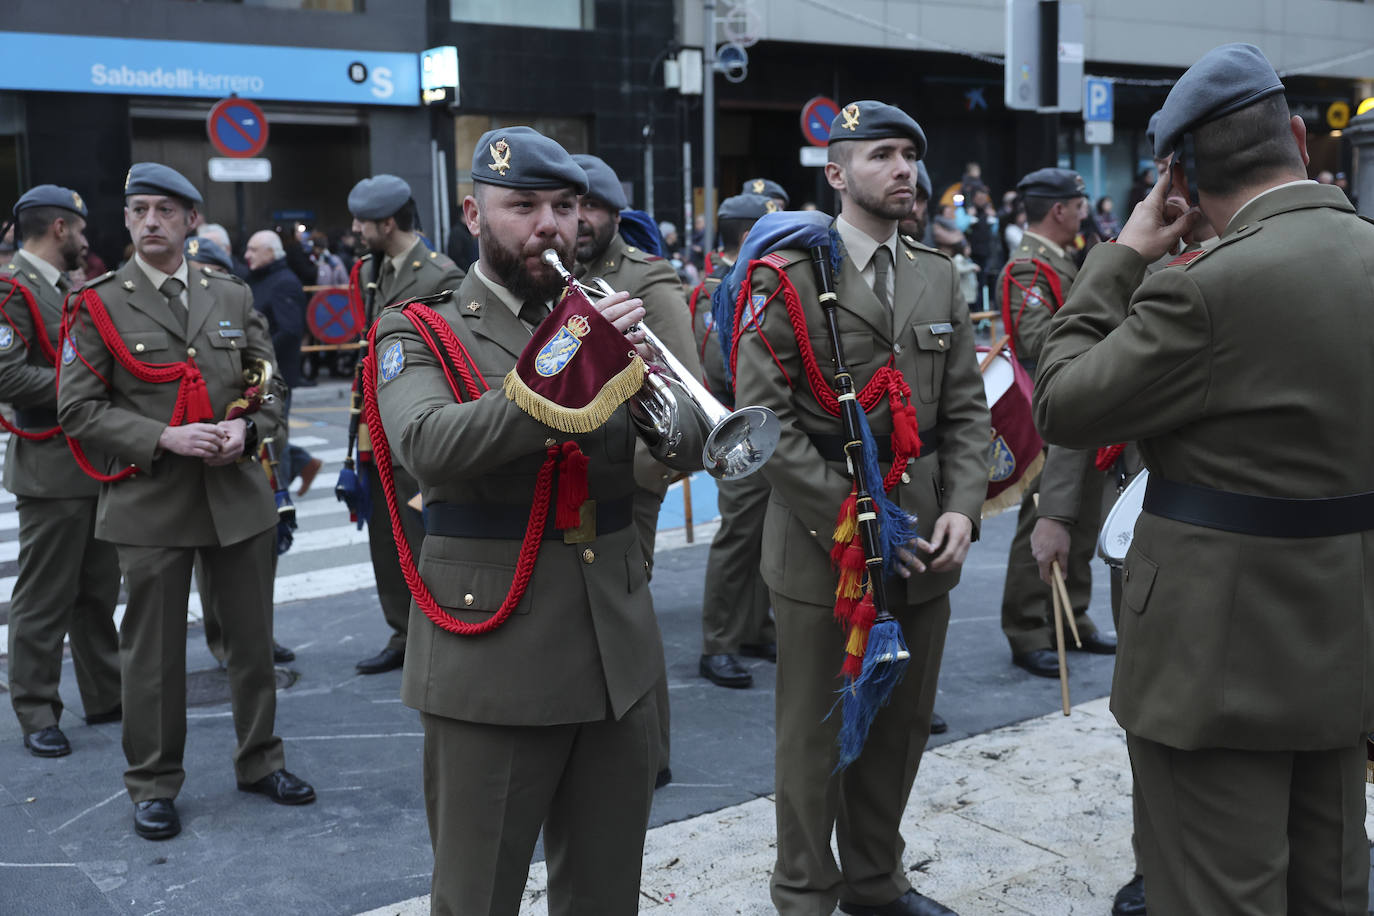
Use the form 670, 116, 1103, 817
182, 365, 215, 423
1095, 443, 1126, 471
836, 543, 866, 600
555, 441, 589, 529
833, 593, 860, 626
841, 651, 864, 680
889, 393, 922, 458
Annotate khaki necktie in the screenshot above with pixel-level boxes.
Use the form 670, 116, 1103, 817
519, 300, 548, 333
159, 276, 186, 308
872, 246, 893, 310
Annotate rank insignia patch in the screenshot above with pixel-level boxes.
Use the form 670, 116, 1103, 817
988, 435, 1017, 483
379, 341, 405, 383
61, 338, 76, 365
488, 139, 512, 176
0, 326, 13, 351
534, 315, 591, 378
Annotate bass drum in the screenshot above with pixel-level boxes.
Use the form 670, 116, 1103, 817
1099, 468, 1149, 568
979, 346, 1044, 517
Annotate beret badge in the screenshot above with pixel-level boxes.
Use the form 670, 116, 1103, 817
489, 139, 512, 176
841, 104, 860, 131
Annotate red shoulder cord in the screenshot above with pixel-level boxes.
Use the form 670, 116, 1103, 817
729, 255, 920, 493
57, 287, 216, 483
997, 259, 1122, 471
347, 257, 367, 333
687, 281, 717, 387
360, 300, 588, 637
0, 278, 62, 441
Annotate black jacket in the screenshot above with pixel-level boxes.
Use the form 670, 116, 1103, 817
248, 258, 306, 388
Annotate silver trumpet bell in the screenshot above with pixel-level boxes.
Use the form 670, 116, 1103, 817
541, 250, 779, 480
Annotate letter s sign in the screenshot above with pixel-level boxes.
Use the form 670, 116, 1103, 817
370, 66, 394, 100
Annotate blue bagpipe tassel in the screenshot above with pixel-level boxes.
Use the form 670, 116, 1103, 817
835, 613, 911, 770
274, 488, 297, 556
850, 398, 919, 577
334, 458, 371, 531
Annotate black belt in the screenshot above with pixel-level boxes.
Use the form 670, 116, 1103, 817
13, 407, 58, 429
423, 496, 633, 541
807, 430, 939, 464
1143, 475, 1374, 539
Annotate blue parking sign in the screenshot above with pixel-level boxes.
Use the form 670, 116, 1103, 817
1084, 77, 1113, 122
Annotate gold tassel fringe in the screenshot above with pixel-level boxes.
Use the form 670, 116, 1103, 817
503, 357, 646, 434
981, 450, 1045, 519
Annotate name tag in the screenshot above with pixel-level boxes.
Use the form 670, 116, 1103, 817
928, 322, 954, 335
218, 329, 244, 339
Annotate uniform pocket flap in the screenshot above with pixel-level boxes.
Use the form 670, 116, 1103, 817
419, 556, 531, 615
124, 331, 170, 354
913, 322, 953, 352
1123, 551, 1158, 615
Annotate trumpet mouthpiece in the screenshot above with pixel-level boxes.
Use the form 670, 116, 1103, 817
541, 249, 564, 270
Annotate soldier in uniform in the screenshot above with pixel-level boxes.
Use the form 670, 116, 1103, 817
996, 168, 1117, 679
690, 192, 777, 689
1036, 43, 1374, 915
741, 176, 790, 210
734, 101, 990, 916
0, 186, 121, 757
372, 126, 705, 916
571, 153, 702, 784
58, 163, 315, 841
346, 175, 465, 675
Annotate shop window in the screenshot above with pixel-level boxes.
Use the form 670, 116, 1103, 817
452, 113, 590, 204
450, 0, 594, 29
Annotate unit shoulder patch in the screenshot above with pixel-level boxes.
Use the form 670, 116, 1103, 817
378, 340, 405, 383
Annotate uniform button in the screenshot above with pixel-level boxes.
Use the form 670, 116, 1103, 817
544, 437, 556, 447
582, 548, 595, 564
135, 343, 145, 352
808, 529, 817, 537
186, 346, 197, 358
901, 472, 911, 484
893, 343, 903, 354
938, 339, 947, 349
463, 594, 474, 606
1123, 568, 1131, 581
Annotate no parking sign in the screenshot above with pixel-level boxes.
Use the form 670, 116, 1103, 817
206, 97, 269, 159
306, 288, 359, 345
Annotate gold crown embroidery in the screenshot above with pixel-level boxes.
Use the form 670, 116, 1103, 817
489, 139, 512, 176
567, 315, 591, 338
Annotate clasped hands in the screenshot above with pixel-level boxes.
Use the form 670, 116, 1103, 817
158, 418, 247, 466
893, 511, 974, 577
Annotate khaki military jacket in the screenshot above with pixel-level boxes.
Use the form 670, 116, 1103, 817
733, 234, 990, 607
359, 239, 466, 328
1000, 233, 1079, 369
0, 259, 99, 498
57, 259, 285, 547
374, 270, 707, 727
690, 272, 731, 401
578, 233, 701, 497
1035, 182, 1374, 751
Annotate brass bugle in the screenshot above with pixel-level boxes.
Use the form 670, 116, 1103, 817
540, 249, 779, 480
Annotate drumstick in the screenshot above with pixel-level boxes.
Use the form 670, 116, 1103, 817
1033, 494, 1071, 715
1050, 560, 1082, 649
979, 334, 1011, 373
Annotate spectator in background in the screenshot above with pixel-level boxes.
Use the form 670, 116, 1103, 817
197, 223, 250, 280
445, 221, 479, 272
959, 182, 1003, 311
1335, 171, 1356, 208
1125, 166, 1157, 213
244, 230, 322, 497
333, 228, 359, 272
688, 212, 707, 272
933, 216, 980, 310
1003, 201, 1027, 252
1316, 169, 1335, 184
275, 228, 316, 288
308, 230, 347, 286
1094, 196, 1121, 239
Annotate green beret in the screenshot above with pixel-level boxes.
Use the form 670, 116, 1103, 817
718, 193, 776, 221
125, 162, 202, 205
827, 100, 927, 160
1017, 168, 1087, 199
1153, 43, 1285, 159
348, 174, 412, 220
740, 178, 789, 206
571, 154, 628, 210
13, 184, 87, 219
472, 126, 587, 195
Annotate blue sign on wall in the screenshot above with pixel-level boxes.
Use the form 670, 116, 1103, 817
0, 32, 418, 106
1084, 77, 1113, 122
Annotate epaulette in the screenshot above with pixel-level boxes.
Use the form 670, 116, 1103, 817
619, 244, 667, 264
202, 266, 245, 284
85, 269, 117, 287
358, 252, 374, 263
388, 289, 453, 310
900, 234, 949, 261
760, 248, 810, 270
1168, 225, 1260, 270
424, 249, 457, 268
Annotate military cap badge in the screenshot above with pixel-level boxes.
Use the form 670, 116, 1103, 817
841, 104, 861, 131
187, 238, 200, 257
765, 200, 780, 213
72, 191, 84, 212
489, 139, 512, 176
752, 179, 765, 194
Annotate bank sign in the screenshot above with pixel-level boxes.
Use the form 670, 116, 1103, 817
0, 32, 418, 106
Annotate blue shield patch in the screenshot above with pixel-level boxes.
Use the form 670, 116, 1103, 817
988, 435, 1016, 482
0, 325, 13, 351
379, 341, 404, 384
702, 312, 714, 331
61, 338, 76, 366
741, 293, 767, 331
534, 326, 582, 378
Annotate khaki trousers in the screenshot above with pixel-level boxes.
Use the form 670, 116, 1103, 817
116, 529, 284, 801
7, 495, 120, 732
1128, 734, 1367, 915
701, 471, 774, 655
421, 692, 658, 916
771, 590, 949, 915
366, 461, 425, 653
632, 485, 672, 773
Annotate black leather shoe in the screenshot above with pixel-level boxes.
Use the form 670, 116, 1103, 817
237, 768, 316, 805
1012, 649, 1062, 679
23, 725, 71, 758
1112, 874, 1146, 915
699, 653, 752, 688
739, 641, 777, 662
356, 646, 404, 674
273, 642, 296, 663
1072, 630, 1118, 655
654, 767, 672, 790
930, 712, 948, 735
133, 798, 180, 840
84, 704, 122, 726
839, 889, 958, 916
